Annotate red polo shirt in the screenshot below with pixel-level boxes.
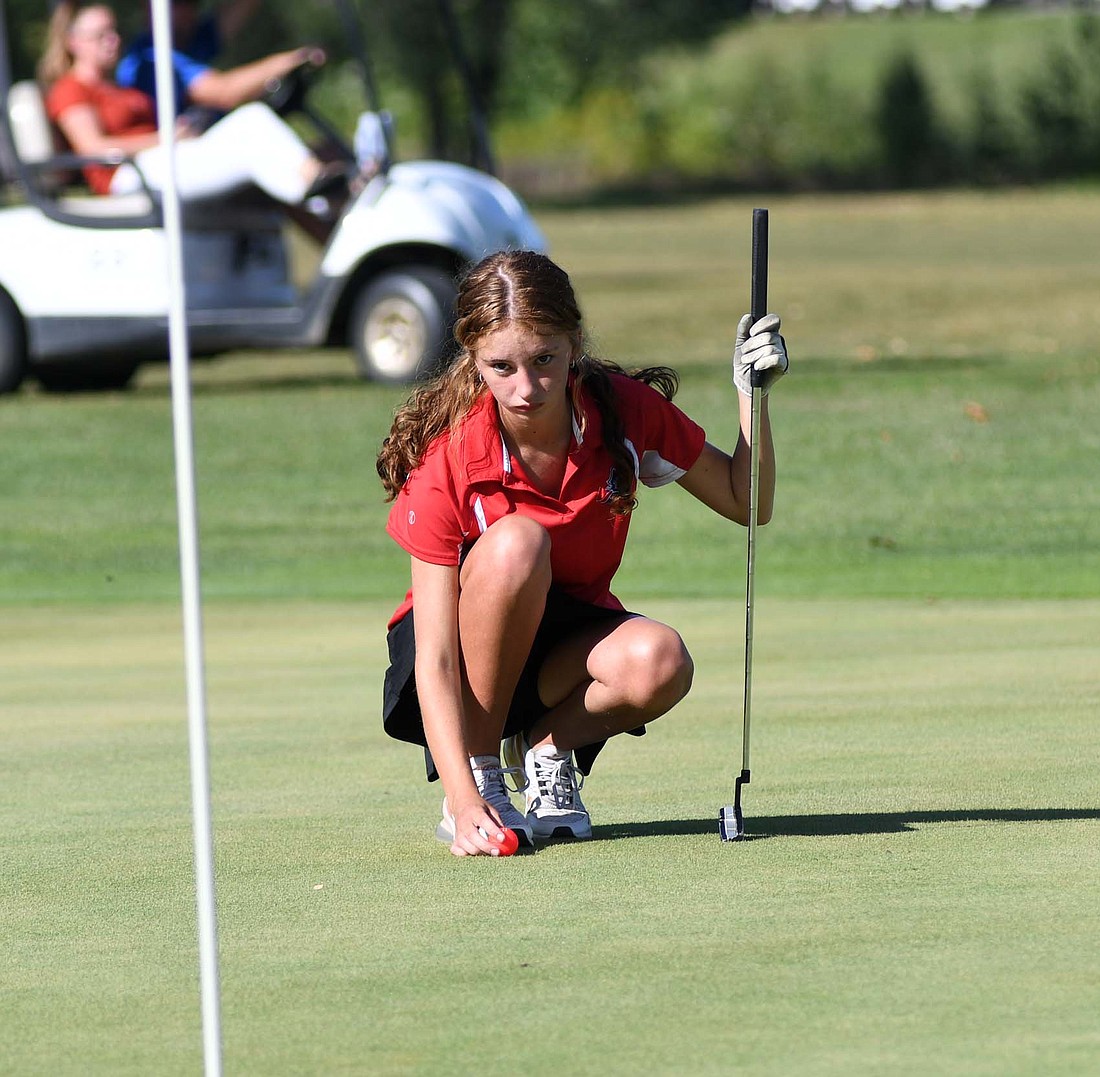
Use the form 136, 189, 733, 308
46, 73, 157, 194
386, 373, 706, 627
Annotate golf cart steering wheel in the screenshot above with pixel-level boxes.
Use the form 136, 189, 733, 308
264, 49, 326, 117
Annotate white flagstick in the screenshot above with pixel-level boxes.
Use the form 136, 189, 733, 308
149, 2, 222, 1072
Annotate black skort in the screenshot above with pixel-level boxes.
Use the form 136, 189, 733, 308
382, 587, 645, 780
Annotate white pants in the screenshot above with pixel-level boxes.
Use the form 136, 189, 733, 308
111, 102, 313, 204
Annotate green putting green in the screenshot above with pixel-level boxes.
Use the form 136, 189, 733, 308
3, 599, 1098, 1074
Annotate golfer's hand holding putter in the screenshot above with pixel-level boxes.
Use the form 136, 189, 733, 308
732, 313, 789, 397
377, 246, 790, 857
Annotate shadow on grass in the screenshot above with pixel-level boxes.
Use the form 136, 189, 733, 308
591, 808, 1100, 842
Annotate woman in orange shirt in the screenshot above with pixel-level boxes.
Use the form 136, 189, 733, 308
41, 2, 341, 206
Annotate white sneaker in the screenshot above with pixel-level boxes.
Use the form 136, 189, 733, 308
435, 755, 534, 847
515, 738, 592, 841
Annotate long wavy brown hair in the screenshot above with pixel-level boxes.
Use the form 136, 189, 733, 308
376, 250, 678, 516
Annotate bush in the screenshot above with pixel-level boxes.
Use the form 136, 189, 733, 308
1017, 15, 1100, 179
494, 10, 1100, 197
875, 51, 952, 187
965, 65, 1018, 186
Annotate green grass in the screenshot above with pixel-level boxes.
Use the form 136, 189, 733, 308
3, 188, 1100, 603
4, 599, 1098, 1074
3, 189, 1100, 1073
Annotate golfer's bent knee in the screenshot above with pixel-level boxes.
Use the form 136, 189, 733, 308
625, 626, 694, 712
654, 634, 694, 708
465, 515, 551, 593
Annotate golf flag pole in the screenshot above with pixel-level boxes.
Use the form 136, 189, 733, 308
150, 2, 222, 1072
720, 207, 767, 842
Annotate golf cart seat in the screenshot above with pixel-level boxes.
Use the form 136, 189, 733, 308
7, 78, 77, 193
5, 80, 284, 232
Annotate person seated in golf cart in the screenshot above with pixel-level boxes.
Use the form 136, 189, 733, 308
39, 2, 349, 213
376, 250, 790, 856
116, 0, 323, 128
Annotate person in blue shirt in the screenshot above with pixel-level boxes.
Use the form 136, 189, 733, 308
117, 0, 321, 122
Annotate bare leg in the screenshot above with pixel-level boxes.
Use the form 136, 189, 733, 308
457, 516, 552, 755
527, 616, 694, 752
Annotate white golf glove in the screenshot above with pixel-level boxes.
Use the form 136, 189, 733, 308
732, 313, 788, 397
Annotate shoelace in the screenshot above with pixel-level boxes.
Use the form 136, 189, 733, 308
534, 753, 584, 810
474, 762, 525, 813
503, 760, 528, 794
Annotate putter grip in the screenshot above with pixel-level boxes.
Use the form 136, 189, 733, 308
750, 208, 768, 389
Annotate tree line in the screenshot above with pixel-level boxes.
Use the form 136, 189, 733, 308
6, 2, 1100, 194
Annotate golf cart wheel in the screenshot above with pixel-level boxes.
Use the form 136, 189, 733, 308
0, 288, 27, 395
349, 267, 456, 384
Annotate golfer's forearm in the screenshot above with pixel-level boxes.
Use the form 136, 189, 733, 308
736, 392, 776, 524
757, 410, 776, 524
427, 733, 479, 808
416, 666, 478, 806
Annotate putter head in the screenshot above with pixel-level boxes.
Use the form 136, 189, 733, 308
719, 803, 744, 841
719, 769, 751, 842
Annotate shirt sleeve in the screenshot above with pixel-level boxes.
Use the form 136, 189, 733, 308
45, 77, 91, 122
116, 45, 210, 99
385, 442, 467, 566
173, 50, 212, 89
616, 375, 707, 488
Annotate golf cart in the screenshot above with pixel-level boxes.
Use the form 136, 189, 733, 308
0, 0, 545, 394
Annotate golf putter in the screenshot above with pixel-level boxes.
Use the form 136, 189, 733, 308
720, 208, 767, 842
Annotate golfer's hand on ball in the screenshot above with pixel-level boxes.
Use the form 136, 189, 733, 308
451, 799, 506, 857
732, 313, 788, 397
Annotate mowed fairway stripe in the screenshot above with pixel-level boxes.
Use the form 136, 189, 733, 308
3, 598, 1098, 1075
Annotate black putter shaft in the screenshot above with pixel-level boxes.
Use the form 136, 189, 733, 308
720, 207, 767, 841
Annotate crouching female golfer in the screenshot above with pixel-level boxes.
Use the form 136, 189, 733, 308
377, 251, 788, 856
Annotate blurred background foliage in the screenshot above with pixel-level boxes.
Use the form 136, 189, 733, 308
6, 0, 1100, 198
